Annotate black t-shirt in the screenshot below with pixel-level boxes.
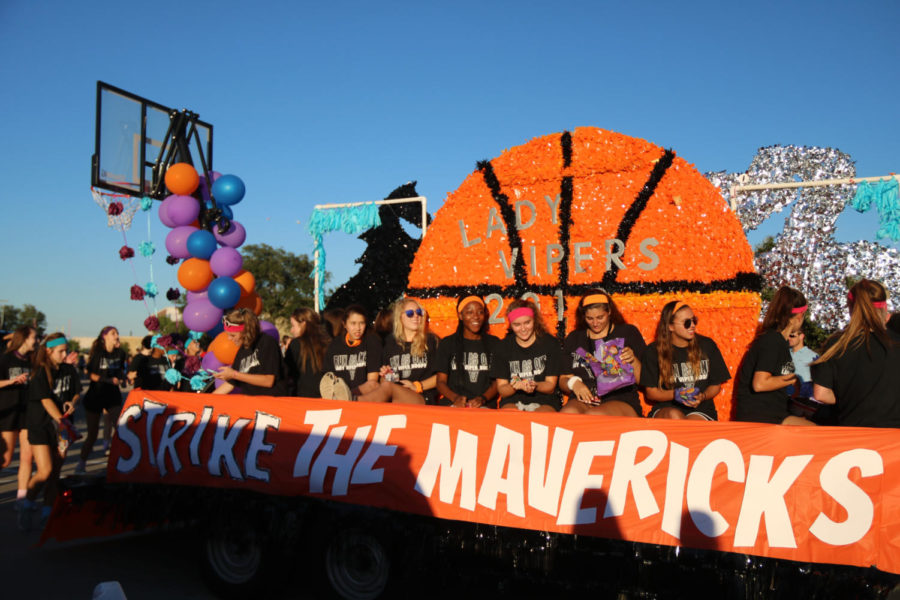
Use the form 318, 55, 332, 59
324, 334, 382, 390
735, 329, 795, 424
490, 334, 562, 408
128, 353, 148, 389
436, 332, 500, 406
811, 330, 900, 428
142, 355, 169, 391
89, 347, 126, 382
0, 352, 31, 411
640, 334, 731, 418
231, 334, 287, 396
382, 333, 439, 404
563, 324, 646, 415
27, 364, 81, 434
284, 338, 325, 398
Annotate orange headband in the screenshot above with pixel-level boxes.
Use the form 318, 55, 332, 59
671, 301, 689, 317
582, 293, 610, 307
458, 296, 485, 314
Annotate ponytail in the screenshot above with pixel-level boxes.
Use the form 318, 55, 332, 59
812, 279, 890, 364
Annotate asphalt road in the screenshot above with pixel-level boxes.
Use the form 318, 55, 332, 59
0, 387, 218, 600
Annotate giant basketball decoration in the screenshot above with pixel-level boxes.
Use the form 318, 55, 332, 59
406, 127, 762, 419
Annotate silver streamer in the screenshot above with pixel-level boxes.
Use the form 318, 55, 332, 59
706, 145, 900, 330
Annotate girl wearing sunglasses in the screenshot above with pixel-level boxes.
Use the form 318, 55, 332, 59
213, 308, 287, 396
640, 300, 730, 420
559, 291, 646, 417
320, 305, 418, 403
435, 295, 500, 408
735, 286, 813, 425
491, 299, 562, 412
379, 299, 436, 404
810, 279, 900, 427
20, 333, 80, 530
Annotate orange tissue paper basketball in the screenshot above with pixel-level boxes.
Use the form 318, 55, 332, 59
405, 127, 762, 419
165, 163, 200, 196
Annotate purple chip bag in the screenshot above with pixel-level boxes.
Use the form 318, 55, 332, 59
674, 386, 700, 405
573, 338, 636, 399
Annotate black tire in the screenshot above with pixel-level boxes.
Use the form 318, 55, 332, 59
323, 527, 392, 600
200, 519, 273, 599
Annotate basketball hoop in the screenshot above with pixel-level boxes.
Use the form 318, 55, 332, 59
92, 187, 140, 230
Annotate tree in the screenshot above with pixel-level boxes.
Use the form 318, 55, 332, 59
241, 243, 322, 323
754, 235, 776, 256
0, 303, 46, 331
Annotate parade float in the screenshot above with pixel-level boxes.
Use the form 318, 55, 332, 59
55, 82, 900, 599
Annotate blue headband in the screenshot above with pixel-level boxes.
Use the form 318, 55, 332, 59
166, 349, 181, 356
151, 334, 165, 351
46, 337, 67, 349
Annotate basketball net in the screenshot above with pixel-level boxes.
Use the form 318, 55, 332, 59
92, 187, 140, 230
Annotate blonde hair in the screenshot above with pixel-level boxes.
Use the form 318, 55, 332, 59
223, 308, 260, 349
392, 298, 429, 357
813, 279, 891, 365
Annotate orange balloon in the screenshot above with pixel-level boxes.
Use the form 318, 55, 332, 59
165, 163, 200, 196
234, 291, 263, 315
233, 270, 256, 297
209, 332, 239, 364
178, 258, 214, 292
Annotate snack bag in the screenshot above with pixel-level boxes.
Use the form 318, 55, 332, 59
57, 417, 80, 458
574, 338, 636, 398
674, 385, 700, 405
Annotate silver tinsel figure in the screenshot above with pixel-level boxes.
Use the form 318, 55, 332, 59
706, 145, 900, 330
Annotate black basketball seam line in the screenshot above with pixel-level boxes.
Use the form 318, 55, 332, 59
602, 149, 676, 288
406, 272, 764, 299
477, 160, 528, 292
555, 131, 574, 341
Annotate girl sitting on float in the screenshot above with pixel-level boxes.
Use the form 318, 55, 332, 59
435, 295, 499, 408
735, 286, 814, 425
77, 326, 125, 473
20, 333, 80, 530
491, 299, 562, 412
811, 279, 900, 427
559, 291, 646, 417
284, 307, 328, 398
213, 308, 287, 396
319, 305, 421, 404
640, 300, 730, 420
380, 298, 439, 404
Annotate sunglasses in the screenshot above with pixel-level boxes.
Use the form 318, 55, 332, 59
789, 333, 801, 338
404, 308, 424, 318
680, 317, 699, 329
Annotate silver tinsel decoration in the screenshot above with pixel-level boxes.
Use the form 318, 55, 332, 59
706, 145, 900, 330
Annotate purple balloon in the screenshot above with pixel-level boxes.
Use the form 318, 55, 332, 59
214, 220, 246, 248
164, 194, 201, 227
182, 298, 223, 332
186, 290, 208, 304
201, 351, 224, 372
165, 226, 199, 259
259, 320, 279, 341
159, 198, 177, 228
209, 247, 243, 277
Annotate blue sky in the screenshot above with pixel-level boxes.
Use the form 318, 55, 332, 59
1, 0, 897, 336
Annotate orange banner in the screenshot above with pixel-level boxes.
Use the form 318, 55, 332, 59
108, 390, 900, 574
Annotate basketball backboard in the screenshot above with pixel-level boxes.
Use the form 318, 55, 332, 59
92, 81, 213, 199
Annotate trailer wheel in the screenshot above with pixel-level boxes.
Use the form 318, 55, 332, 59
200, 520, 272, 598
324, 528, 391, 600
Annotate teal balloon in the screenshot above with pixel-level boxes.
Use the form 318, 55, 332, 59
211, 175, 245, 206
186, 229, 217, 260
207, 276, 242, 309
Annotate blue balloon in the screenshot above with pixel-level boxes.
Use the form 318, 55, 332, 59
207, 321, 224, 338
186, 229, 217, 260
207, 276, 242, 310
211, 174, 245, 206
220, 205, 233, 219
